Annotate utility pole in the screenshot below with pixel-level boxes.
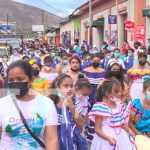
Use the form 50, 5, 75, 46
41, 10, 45, 43
7, 13, 9, 25
42, 10, 44, 25
89, 0, 93, 46
116, 0, 118, 47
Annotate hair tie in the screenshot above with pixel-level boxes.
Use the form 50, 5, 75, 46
109, 61, 120, 67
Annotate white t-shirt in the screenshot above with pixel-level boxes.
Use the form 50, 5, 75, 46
10, 55, 22, 63
0, 94, 58, 150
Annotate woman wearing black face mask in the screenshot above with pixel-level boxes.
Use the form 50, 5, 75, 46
31, 62, 50, 95
0, 60, 58, 150
128, 52, 150, 100
82, 54, 105, 143
98, 62, 128, 103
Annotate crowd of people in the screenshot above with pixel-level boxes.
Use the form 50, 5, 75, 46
0, 38, 150, 150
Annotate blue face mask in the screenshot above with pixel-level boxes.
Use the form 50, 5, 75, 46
52, 53, 56, 57
106, 55, 111, 60
128, 52, 132, 57
114, 52, 120, 58
63, 60, 68, 65
30, 51, 34, 55
87, 56, 90, 60
146, 91, 150, 101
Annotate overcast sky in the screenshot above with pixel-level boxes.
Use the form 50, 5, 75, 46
13, 0, 88, 17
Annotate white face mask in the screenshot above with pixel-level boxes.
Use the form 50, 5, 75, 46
76, 95, 88, 102
111, 97, 121, 102
45, 66, 51, 71
57, 89, 66, 100
13, 52, 18, 56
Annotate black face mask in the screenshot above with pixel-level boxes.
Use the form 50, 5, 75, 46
92, 62, 99, 68
8, 82, 29, 97
32, 69, 40, 76
71, 68, 80, 72
110, 70, 120, 77
139, 61, 146, 66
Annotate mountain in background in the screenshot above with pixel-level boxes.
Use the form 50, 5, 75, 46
0, 0, 62, 30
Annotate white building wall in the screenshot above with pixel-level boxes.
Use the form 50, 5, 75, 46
92, 9, 109, 50
81, 18, 89, 44
111, 1, 129, 49
60, 19, 74, 45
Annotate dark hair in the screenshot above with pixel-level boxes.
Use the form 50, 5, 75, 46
138, 53, 147, 59
7, 60, 33, 80
75, 74, 91, 90
106, 50, 111, 54
31, 61, 42, 70
44, 56, 53, 64
22, 56, 30, 61
114, 48, 120, 53
57, 74, 72, 87
13, 48, 19, 51
90, 53, 100, 60
148, 49, 150, 55
105, 62, 125, 89
134, 41, 141, 47
143, 80, 150, 91
96, 79, 121, 101
61, 53, 68, 58
49, 78, 60, 104
128, 48, 134, 53
2, 54, 9, 59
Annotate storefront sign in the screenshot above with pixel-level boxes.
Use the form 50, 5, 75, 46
136, 25, 145, 45
108, 15, 117, 24
125, 21, 134, 30
0, 25, 11, 30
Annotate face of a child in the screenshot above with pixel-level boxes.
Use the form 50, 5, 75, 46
76, 87, 91, 97
59, 77, 73, 96
107, 84, 122, 100
143, 86, 150, 98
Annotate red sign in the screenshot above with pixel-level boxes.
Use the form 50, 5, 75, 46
125, 21, 134, 30
136, 25, 145, 45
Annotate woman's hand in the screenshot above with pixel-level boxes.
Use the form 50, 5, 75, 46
108, 137, 116, 146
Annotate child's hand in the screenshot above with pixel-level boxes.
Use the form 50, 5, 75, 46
128, 129, 135, 137
66, 96, 75, 110
108, 137, 116, 146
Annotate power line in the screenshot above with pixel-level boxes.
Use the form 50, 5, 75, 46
39, 0, 67, 14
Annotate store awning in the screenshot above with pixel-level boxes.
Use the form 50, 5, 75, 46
143, 6, 150, 17
92, 18, 104, 27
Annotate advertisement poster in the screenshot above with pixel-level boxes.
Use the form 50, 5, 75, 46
125, 21, 134, 30
136, 25, 145, 45
74, 18, 80, 40
111, 30, 118, 41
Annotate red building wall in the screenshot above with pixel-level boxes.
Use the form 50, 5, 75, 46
134, 0, 146, 44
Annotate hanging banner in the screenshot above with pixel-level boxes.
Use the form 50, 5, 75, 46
136, 25, 145, 45
125, 21, 134, 30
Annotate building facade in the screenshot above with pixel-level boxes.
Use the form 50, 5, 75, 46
59, 0, 150, 50
80, 0, 149, 49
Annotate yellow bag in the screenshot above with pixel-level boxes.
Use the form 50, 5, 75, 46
135, 135, 150, 150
